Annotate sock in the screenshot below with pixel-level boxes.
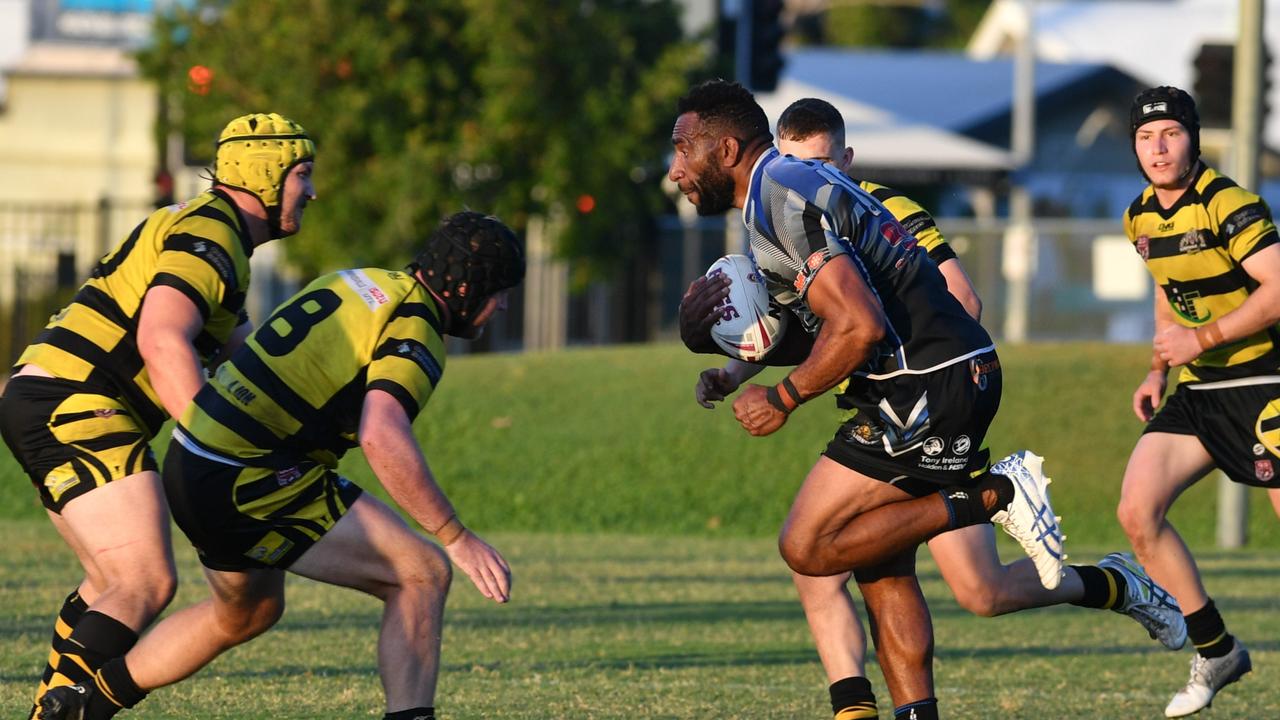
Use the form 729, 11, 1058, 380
830, 676, 877, 719
50, 611, 137, 690
895, 697, 940, 720
1070, 564, 1127, 609
32, 589, 90, 711
85, 657, 146, 720
1186, 599, 1234, 659
384, 709, 435, 720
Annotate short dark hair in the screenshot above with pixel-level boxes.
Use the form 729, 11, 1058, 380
777, 98, 845, 147
676, 79, 772, 145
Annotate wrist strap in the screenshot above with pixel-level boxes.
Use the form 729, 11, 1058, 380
432, 514, 466, 546
765, 385, 791, 413
779, 376, 803, 409
1194, 321, 1225, 351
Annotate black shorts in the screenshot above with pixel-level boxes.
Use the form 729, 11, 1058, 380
1145, 380, 1280, 487
0, 375, 157, 512
163, 435, 364, 571
824, 352, 1002, 497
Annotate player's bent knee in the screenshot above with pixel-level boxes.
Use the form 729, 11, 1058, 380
952, 586, 1002, 617
217, 594, 285, 644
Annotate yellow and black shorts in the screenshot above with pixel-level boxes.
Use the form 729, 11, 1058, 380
0, 375, 157, 513
162, 433, 363, 571
1146, 379, 1280, 487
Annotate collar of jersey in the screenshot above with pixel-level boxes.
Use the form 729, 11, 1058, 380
741, 146, 781, 231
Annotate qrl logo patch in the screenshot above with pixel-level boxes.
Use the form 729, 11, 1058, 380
1135, 236, 1150, 260
1255, 459, 1275, 483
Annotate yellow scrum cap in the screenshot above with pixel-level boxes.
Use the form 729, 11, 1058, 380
214, 112, 315, 211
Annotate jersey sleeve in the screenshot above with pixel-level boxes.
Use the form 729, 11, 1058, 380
365, 301, 447, 422
763, 180, 855, 301
149, 218, 240, 321
863, 182, 954, 263
1212, 187, 1278, 263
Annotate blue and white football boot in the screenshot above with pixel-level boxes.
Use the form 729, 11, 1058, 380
989, 450, 1065, 589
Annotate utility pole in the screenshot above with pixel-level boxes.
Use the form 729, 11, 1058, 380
1002, 0, 1036, 343
1217, 0, 1265, 549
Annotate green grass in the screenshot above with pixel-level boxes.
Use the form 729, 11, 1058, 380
4, 341, 1280, 717
5, 342, 1280, 548
4, 520, 1280, 718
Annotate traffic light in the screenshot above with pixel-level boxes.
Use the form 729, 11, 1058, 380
1193, 42, 1273, 128
749, 0, 784, 92
1194, 43, 1234, 127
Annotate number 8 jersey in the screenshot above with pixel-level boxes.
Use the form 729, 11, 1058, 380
178, 268, 446, 469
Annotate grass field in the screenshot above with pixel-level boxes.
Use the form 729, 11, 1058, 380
3, 342, 1280, 718
4, 521, 1280, 718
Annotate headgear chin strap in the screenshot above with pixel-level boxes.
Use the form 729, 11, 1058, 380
214, 113, 315, 238
1129, 86, 1200, 181
408, 212, 526, 335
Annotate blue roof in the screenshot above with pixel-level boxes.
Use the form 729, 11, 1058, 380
784, 48, 1114, 133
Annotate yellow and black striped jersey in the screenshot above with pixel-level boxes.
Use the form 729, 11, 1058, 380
857, 180, 956, 266
178, 268, 447, 468
16, 190, 253, 435
1124, 164, 1280, 383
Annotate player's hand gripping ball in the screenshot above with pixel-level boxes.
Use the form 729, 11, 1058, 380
704, 254, 787, 363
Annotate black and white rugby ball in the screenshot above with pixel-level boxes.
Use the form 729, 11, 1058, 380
705, 254, 787, 362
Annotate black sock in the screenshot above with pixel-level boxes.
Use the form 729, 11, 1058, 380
1186, 599, 1234, 658
895, 697, 939, 720
33, 589, 90, 709
940, 470, 1014, 529
85, 657, 145, 719
384, 709, 434, 720
830, 675, 877, 717
1070, 564, 1127, 609
53, 611, 138, 688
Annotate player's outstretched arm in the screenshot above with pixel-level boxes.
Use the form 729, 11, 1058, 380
937, 258, 983, 321
696, 359, 766, 408
360, 389, 511, 603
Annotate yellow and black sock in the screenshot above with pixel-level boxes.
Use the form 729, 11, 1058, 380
894, 698, 939, 720
48, 611, 137, 691
1069, 564, 1127, 609
384, 708, 434, 720
1186, 598, 1234, 659
830, 676, 878, 719
30, 589, 90, 717
82, 657, 146, 720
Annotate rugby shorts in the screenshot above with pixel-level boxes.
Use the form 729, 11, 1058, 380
1145, 379, 1280, 487
0, 375, 157, 512
163, 433, 363, 571
824, 351, 1002, 497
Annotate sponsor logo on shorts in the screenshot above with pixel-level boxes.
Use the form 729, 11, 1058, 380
970, 357, 999, 390
276, 466, 302, 487
1256, 459, 1275, 483
952, 435, 971, 455
846, 420, 882, 446
1255, 443, 1267, 456
922, 437, 944, 456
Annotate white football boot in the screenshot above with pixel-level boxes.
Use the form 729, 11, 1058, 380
989, 450, 1065, 589
1165, 639, 1252, 717
1097, 552, 1186, 650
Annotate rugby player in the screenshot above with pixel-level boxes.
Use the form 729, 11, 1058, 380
673, 80, 1186, 720
1117, 86, 1280, 717
0, 112, 315, 719
38, 211, 523, 720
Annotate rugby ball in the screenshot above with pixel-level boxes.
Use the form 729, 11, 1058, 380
705, 254, 787, 362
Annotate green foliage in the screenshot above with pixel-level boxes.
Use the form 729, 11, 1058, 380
822, 0, 992, 49
136, 0, 704, 278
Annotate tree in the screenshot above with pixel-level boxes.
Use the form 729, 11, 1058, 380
139, 0, 704, 279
